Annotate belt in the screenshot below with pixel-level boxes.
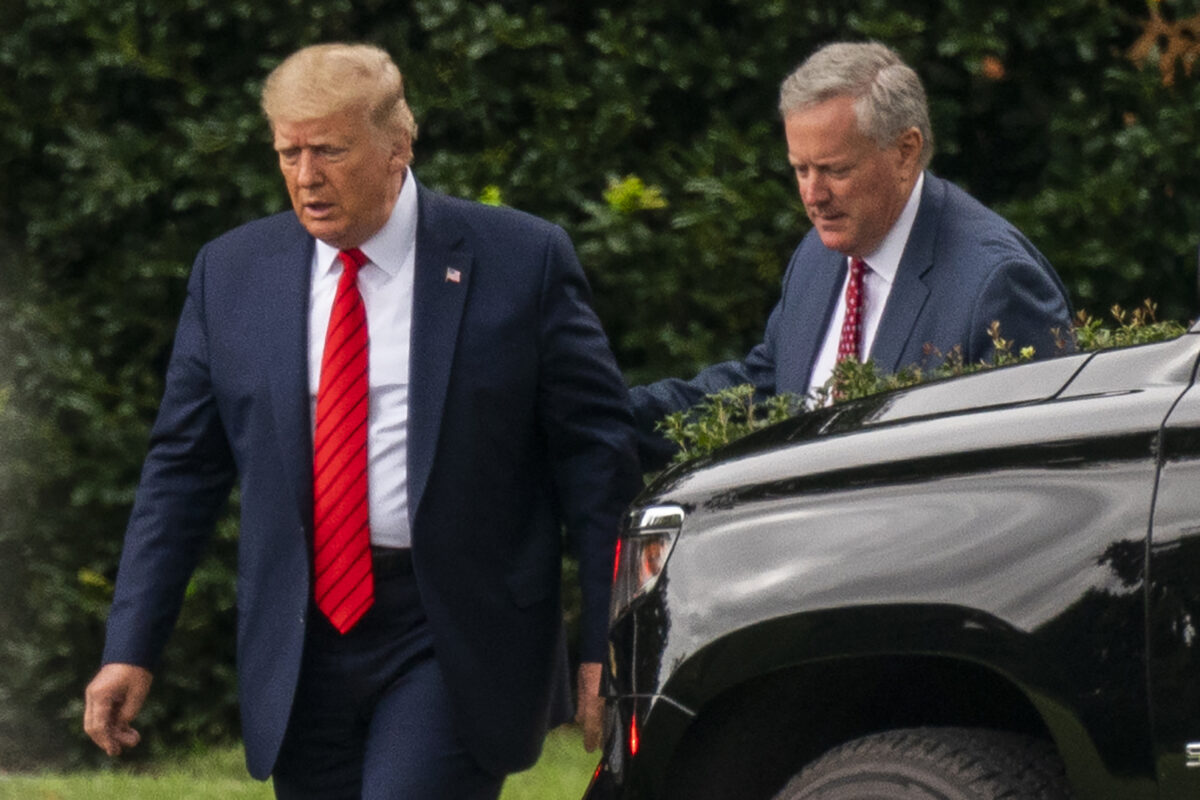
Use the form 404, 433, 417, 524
370, 546, 414, 576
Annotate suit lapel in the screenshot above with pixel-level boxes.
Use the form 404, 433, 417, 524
264, 219, 317, 530
868, 173, 941, 373
780, 246, 845, 392
768, 244, 844, 393
407, 185, 472, 525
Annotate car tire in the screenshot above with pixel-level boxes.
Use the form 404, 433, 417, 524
771, 726, 1070, 799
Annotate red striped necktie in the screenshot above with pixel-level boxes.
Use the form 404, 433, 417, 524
836, 258, 868, 363
312, 247, 373, 634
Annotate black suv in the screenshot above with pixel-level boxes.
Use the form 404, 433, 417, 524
585, 326, 1200, 799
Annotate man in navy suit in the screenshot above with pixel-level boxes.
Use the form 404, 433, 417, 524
83, 43, 640, 798
631, 42, 1073, 469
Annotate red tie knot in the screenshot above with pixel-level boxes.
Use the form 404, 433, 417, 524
338, 248, 368, 280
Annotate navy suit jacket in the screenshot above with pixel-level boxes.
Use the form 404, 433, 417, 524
631, 172, 1073, 468
102, 182, 641, 778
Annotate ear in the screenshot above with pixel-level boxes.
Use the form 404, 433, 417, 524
894, 127, 923, 172
389, 133, 413, 173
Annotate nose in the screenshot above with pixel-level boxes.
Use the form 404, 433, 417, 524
296, 150, 323, 187
798, 172, 830, 207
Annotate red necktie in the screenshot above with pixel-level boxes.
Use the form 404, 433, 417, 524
312, 247, 373, 633
836, 258, 867, 363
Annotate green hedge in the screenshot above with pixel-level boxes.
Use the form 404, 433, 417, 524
1, 0, 1198, 767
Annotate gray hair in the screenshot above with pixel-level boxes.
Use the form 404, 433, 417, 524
779, 42, 933, 168
261, 43, 418, 147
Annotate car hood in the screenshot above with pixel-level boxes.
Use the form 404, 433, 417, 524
644, 334, 1200, 504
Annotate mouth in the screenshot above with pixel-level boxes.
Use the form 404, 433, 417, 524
303, 201, 335, 219
809, 209, 845, 226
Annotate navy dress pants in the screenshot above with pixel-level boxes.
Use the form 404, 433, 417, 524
272, 549, 505, 800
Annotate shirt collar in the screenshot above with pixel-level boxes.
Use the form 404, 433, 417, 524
856, 171, 924, 285
314, 167, 418, 278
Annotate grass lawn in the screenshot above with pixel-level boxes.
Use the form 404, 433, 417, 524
0, 727, 596, 799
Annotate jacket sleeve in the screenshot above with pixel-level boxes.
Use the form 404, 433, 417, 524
967, 255, 1075, 364
102, 245, 237, 670
536, 225, 642, 663
629, 299, 783, 473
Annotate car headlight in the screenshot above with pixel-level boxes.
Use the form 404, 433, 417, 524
610, 504, 684, 620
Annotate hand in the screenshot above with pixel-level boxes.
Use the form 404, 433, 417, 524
575, 661, 605, 752
83, 663, 153, 757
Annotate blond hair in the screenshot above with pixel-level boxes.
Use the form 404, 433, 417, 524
261, 43, 418, 146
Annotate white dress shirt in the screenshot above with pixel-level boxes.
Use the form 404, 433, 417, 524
807, 172, 925, 396
308, 168, 417, 548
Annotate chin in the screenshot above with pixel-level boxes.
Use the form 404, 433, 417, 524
816, 232, 853, 255
303, 224, 344, 246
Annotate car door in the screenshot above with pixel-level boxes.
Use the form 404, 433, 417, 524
1149, 369, 1200, 797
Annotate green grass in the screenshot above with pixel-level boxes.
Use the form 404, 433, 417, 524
0, 727, 597, 799
501, 727, 598, 799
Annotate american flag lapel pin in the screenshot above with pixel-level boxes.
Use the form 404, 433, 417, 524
445, 267, 462, 283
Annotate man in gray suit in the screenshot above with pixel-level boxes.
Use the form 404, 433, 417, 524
631, 41, 1072, 469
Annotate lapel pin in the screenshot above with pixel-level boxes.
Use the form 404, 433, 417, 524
445, 267, 462, 283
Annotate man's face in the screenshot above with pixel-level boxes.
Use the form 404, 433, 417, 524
785, 95, 921, 258
273, 107, 409, 249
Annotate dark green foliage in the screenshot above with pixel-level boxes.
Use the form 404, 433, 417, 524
1, 0, 1197, 767
1072, 300, 1190, 350
658, 384, 803, 466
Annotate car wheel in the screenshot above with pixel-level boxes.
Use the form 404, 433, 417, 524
772, 726, 1070, 799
